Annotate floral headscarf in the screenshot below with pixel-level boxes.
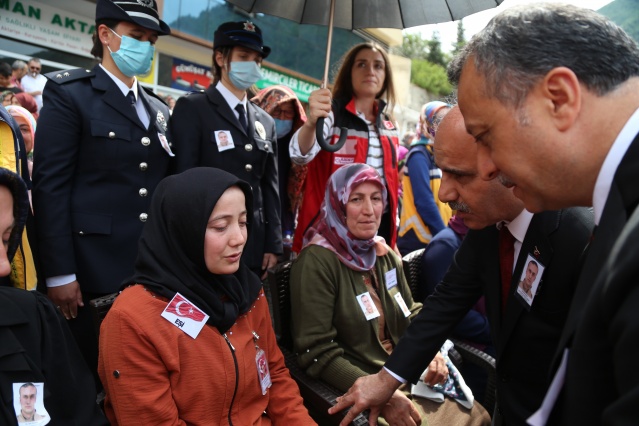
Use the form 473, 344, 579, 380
302, 164, 388, 271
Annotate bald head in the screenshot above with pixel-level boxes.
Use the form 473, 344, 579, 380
434, 106, 524, 229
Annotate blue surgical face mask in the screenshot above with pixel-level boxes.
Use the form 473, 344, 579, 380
108, 29, 155, 77
274, 118, 293, 138
228, 61, 263, 91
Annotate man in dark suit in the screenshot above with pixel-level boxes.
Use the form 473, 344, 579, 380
0, 167, 108, 426
170, 21, 281, 278
32, 0, 172, 381
443, 5, 639, 424
329, 106, 593, 425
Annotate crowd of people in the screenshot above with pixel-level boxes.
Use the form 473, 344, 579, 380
1, 0, 639, 425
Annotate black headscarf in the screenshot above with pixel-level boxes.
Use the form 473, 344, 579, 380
124, 167, 262, 333
0, 167, 28, 262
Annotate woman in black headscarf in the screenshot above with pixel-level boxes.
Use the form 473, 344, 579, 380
98, 167, 315, 425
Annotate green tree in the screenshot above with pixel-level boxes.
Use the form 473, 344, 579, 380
426, 31, 446, 67
393, 33, 429, 60
452, 20, 467, 56
411, 59, 453, 96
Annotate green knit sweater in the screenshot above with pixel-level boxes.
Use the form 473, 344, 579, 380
290, 245, 422, 392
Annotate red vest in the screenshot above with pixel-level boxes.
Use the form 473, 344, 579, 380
293, 98, 399, 253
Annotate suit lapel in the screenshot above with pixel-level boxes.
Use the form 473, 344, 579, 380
92, 66, 146, 130
498, 211, 555, 360
206, 86, 246, 135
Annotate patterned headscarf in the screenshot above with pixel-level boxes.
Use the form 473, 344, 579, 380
303, 164, 388, 271
6, 105, 36, 152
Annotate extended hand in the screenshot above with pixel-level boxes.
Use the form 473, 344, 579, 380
380, 391, 422, 426
328, 370, 400, 426
47, 280, 83, 320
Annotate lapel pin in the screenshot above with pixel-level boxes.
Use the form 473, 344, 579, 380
255, 121, 266, 139
533, 246, 540, 257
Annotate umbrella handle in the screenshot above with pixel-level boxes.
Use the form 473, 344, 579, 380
316, 118, 348, 152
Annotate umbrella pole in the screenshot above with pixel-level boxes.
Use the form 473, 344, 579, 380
322, 0, 336, 88
316, 0, 348, 152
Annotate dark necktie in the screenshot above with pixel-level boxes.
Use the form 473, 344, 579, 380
235, 103, 248, 133
499, 226, 516, 315
127, 90, 136, 107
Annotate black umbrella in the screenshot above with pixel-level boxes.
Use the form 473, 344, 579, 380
228, 0, 503, 151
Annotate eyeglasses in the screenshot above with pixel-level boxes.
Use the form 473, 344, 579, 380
30, 66, 41, 71
271, 106, 295, 120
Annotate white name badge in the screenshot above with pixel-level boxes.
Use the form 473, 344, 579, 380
385, 268, 398, 289
161, 292, 209, 339
394, 293, 412, 317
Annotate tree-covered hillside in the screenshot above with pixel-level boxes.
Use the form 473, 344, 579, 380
599, 0, 639, 42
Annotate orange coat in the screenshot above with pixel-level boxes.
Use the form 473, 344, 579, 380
98, 285, 315, 425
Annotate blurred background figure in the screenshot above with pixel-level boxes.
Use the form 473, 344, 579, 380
397, 101, 453, 256
1, 90, 19, 107
14, 93, 39, 120
6, 105, 36, 176
20, 58, 47, 112
252, 84, 307, 257
10, 60, 28, 91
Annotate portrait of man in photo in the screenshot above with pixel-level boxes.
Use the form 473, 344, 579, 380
516, 255, 545, 306
215, 130, 234, 151
358, 292, 380, 320
14, 382, 49, 425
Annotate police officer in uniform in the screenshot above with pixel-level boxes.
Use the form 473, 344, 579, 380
32, 0, 172, 381
170, 21, 282, 279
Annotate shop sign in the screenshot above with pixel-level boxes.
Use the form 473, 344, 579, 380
257, 66, 319, 103
0, 0, 93, 58
171, 58, 212, 92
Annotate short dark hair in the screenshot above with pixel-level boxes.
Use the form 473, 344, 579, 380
448, 3, 639, 107
332, 42, 396, 117
0, 62, 11, 78
19, 382, 36, 394
91, 19, 120, 59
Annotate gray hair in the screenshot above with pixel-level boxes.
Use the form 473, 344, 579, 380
11, 60, 27, 71
448, 3, 639, 107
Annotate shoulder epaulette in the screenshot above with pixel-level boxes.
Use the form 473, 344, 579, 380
45, 68, 94, 84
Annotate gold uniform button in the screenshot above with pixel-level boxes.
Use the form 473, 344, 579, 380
139, 213, 148, 222
108, 132, 116, 139
245, 144, 253, 151
141, 137, 151, 146
139, 188, 148, 197
139, 162, 148, 171
245, 164, 253, 172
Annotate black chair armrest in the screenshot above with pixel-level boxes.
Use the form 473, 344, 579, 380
450, 338, 497, 415
89, 292, 118, 338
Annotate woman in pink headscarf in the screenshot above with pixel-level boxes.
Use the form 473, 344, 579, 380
7, 105, 36, 177
291, 163, 490, 426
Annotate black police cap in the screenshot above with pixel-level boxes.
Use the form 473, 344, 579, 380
214, 21, 271, 58
96, 0, 170, 36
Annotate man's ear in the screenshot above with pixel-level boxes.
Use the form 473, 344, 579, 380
541, 67, 581, 132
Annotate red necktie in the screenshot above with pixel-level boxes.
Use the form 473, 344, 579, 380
499, 226, 516, 315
